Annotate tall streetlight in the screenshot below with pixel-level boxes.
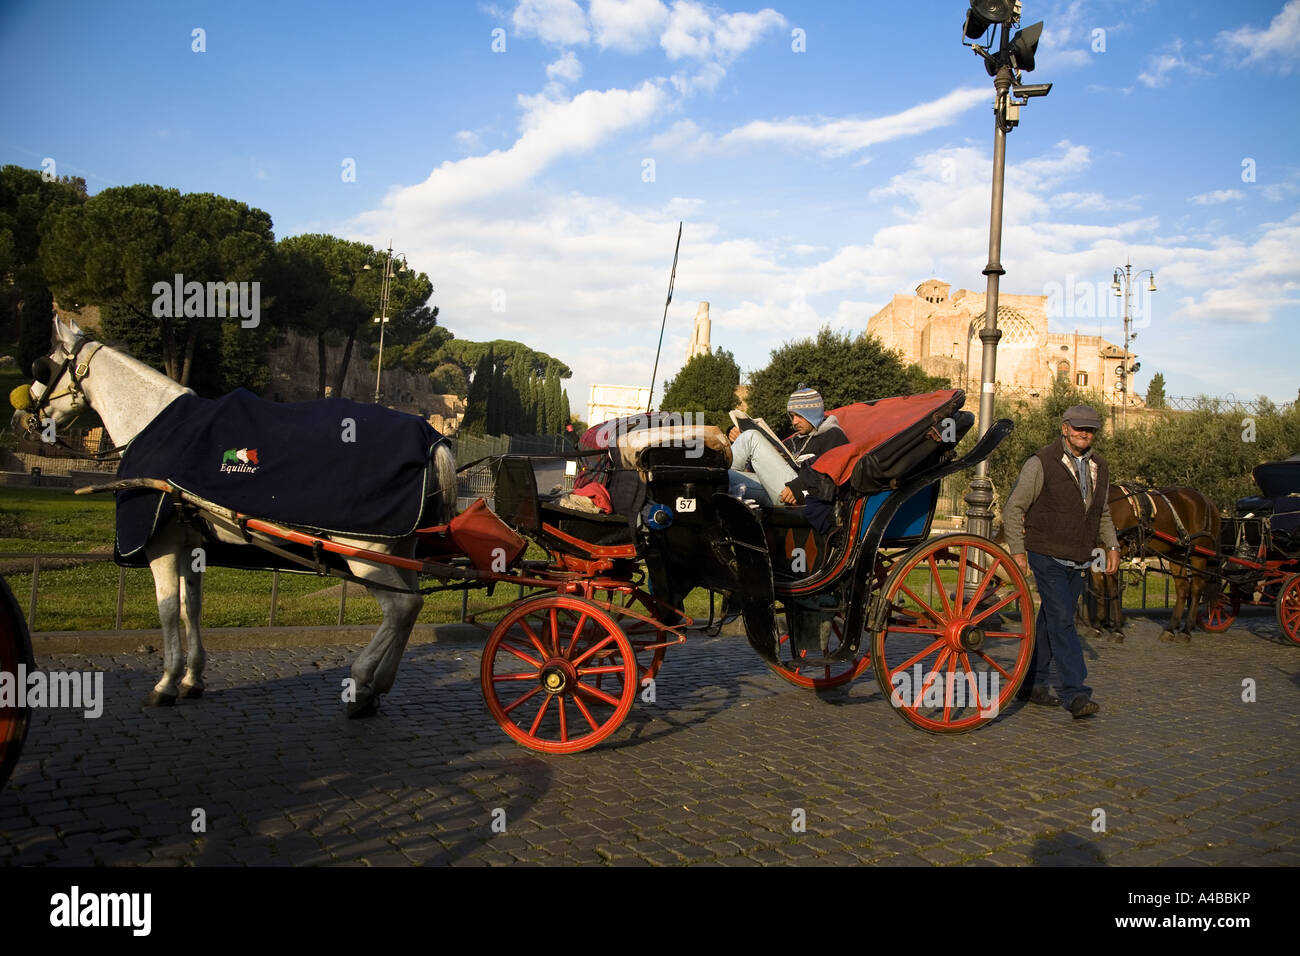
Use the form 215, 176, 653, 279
1111, 259, 1156, 429
960, 0, 1050, 540
364, 243, 407, 404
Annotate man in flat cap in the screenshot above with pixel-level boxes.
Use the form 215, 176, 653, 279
1002, 404, 1120, 718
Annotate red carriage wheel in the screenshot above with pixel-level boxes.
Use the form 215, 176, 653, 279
481, 595, 638, 754
1276, 574, 1300, 647
1196, 590, 1240, 633
0, 575, 35, 792
871, 534, 1034, 733
769, 614, 872, 690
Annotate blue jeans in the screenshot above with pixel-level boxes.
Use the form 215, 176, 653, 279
728, 428, 797, 506
1026, 551, 1093, 706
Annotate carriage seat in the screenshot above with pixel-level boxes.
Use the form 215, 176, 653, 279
616, 423, 731, 470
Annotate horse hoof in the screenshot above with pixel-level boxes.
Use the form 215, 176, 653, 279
1176, 631, 1191, 644
179, 682, 204, 699
1108, 631, 1125, 644
346, 693, 379, 719
146, 690, 177, 707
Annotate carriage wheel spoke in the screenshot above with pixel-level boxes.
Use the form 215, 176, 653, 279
898, 584, 944, 625
889, 639, 945, 676
492, 671, 541, 682
557, 697, 567, 742
962, 556, 1003, 617
974, 649, 1014, 681
915, 648, 951, 708
576, 664, 625, 676
498, 641, 543, 668
928, 555, 953, 616
968, 588, 1021, 626
572, 692, 599, 732
575, 681, 622, 708
959, 651, 984, 713
502, 684, 543, 715
529, 694, 552, 735
517, 620, 550, 660
571, 633, 616, 668
548, 608, 561, 655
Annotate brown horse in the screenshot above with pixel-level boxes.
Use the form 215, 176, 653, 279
1107, 483, 1220, 643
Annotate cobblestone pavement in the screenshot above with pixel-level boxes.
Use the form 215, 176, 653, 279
2, 613, 1297, 866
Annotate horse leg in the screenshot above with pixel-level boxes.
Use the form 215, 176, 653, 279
178, 558, 207, 699
1185, 560, 1207, 639
1162, 571, 1191, 643
1105, 571, 1125, 642
145, 531, 187, 705
343, 541, 423, 719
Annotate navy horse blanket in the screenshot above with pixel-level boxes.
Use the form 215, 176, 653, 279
115, 389, 446, 563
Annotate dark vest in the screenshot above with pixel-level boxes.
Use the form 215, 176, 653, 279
1023, 438, 1109, 563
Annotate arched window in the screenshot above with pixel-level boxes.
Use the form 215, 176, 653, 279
1057, 360, 1070, 381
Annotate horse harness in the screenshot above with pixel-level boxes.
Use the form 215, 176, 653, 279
1111, 480, 1216, 567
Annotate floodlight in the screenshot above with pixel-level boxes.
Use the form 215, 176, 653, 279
1010, 21, 1043, 72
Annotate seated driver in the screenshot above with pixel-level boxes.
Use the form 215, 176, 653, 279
726, 384, 847, 507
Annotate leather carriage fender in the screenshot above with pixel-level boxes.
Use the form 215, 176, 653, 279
712, 494, 780, 663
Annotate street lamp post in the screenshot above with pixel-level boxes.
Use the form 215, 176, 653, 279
1110, 259, 1156, 430
960, 1, 1050, 540
365, 243, 407, 405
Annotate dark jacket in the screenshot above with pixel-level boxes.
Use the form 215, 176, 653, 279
1022, 437, 1110, 563
783, 415, 849, 501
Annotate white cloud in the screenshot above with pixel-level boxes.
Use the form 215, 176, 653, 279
1189, 189, 1245, 205
364, 82, 666, 215
546, 51, 584, 82
1051, 191, 1143, 212
689, 87, 988, 158
1220, 0, 1300, 73
591, 0, 670, 52
454, 130, 484, 152
660, 2, 785, 93
512, 0, 590, 46
1138, 39, 1206, 88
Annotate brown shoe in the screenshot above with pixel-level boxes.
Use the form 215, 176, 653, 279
1068, 696, 1100, 719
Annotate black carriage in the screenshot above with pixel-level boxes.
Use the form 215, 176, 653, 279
478, 387, 1036, 750
1197, 454, 1300, 644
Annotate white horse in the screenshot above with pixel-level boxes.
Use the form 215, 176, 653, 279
11, 317, 458, 717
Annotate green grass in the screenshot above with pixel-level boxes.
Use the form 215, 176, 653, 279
1, 486, 721, 630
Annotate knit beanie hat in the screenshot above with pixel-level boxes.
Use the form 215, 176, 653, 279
787, 384, 825, 427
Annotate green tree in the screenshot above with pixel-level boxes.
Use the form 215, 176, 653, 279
1146, 372, 1167, 409
461, 347, 494, 435
0, 165, 88, 368
543, 363, 562, 434
272, 234, 434, 399
661, 348, 741, 431
40, 185, 274, 389
745, 328, 949, 427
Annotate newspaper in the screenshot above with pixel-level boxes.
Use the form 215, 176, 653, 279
729, 409, 813, 469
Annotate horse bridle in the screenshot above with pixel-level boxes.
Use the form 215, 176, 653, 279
10, 338, 121, 458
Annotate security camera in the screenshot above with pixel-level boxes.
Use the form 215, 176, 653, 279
1012, 82, 1052, 97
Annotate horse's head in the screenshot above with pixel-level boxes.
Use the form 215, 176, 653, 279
8, 316, 100, 440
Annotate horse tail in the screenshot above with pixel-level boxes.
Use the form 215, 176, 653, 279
433, 441, 458, 524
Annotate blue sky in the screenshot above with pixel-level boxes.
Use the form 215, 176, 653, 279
2, 0, 1298, 411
